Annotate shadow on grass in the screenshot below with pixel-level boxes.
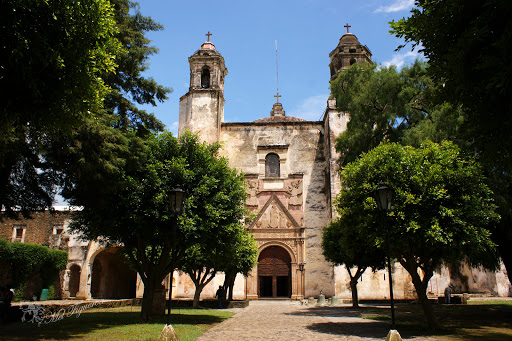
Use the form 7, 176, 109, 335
0, 306, 230, 341
285, 303, 512, 340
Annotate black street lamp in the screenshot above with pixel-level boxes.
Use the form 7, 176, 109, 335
298, 261, 306, 299
371, 184, 396, 330
167, 187, 185, 326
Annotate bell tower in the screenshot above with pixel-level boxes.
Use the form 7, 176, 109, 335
328, 24, 372, 81
179, 33, 228, 143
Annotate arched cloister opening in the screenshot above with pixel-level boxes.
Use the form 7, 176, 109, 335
90, 248, 136, 299
258, 245, 291, 298
68, 264, 81, 297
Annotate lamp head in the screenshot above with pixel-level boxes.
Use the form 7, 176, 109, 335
371, 184, 394, 211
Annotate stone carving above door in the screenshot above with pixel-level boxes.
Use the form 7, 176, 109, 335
287, 179, 303, 207
249, 194, 300, 229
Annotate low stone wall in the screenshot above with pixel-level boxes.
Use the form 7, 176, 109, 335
13, 298, 140, 314
170, 298, 249, 309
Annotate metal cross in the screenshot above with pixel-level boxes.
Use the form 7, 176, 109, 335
205, 31, 212, 41
344, 23, 351, 33
274, 92, 281, 103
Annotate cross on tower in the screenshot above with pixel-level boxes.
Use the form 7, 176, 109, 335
274, 92, 281, 103
344, 23, 351, 33
205, 31, 212, 41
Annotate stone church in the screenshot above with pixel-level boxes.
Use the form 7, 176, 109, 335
174, 32, 511, 300
1, 31, 510, 302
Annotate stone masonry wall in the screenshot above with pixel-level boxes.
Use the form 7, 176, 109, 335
220, 122, 335, 297
0, 211, 70, 245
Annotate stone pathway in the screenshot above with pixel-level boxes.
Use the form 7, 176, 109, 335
196, 301, 439, 341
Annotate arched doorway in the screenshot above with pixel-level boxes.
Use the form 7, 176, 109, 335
68, 264, 81, 297
258, 246, 291, 298
91, 248, 136, 299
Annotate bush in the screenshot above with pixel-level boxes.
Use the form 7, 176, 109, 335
0, 240, 67, 298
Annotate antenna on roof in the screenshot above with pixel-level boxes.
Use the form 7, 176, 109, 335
274, 40, 281, 103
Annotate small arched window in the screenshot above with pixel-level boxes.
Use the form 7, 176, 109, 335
201, 68, 210, 88
349, 58, 357, 66
265, 153, 280, 177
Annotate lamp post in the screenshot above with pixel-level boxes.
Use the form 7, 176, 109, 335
298, 261, 306, 299
167, 187, 185, 326
371, 184, 396, 330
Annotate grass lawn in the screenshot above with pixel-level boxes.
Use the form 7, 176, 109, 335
0, 305, 234, 341
358, 300, 512, 341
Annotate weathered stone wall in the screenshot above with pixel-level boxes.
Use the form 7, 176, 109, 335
220, 121, 335, 298
0, 211, 70, 245
179, 90, 224, 144
322, 98, 349, 220
334, 262, 512, 300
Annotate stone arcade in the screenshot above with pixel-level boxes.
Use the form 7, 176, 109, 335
1, 31, 510, 302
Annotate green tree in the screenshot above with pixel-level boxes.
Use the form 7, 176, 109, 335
70, 131, 248, 321
323, 216, 386, 308
220, 229, 258, 302
104, 0, 170, 135
390, 0, 512, 284
331, 61, 463, 167
339, 141, 498, 329
54, 0, 171, 205
181, 226, 257, 308
0, 0, 120, 216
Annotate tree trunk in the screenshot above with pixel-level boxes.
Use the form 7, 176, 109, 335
188, 268, 216, 309
192, 283, 205, 309
141, 279, 156, 322
350, 278, 359, 308
401, 260, 438, 329
346, 266, 364, 308
223, 271, 236, 301
228, 273, 236, 301
500, 246, 512, 285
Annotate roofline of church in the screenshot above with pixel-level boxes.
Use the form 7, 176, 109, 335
221, 120, 323, 127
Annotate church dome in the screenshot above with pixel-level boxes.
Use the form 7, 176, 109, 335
338, 33, 359, 44
253, 101, 306, 123
253, 116, 306, 123
201, 41, 216, 50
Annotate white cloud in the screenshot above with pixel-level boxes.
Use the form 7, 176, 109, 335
289, 94, 329, 121
375, 0, 414, 13
382, 47, 424, 69
169, 120, 179, 135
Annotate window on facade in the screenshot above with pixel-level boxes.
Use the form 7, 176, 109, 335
53, 226, 64, 235
201, 68, 210, 88
350, 58, 357, 65
12, 225, 25, 242
265, 153, 280, 177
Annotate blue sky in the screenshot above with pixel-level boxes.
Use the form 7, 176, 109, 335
55, 0, 421, 205
137, 0, 421, 133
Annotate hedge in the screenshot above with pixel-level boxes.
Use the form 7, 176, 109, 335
0, 239, 67, 289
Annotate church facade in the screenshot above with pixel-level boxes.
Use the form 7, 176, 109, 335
1, 32, 510, 302
175, 32, 512, 300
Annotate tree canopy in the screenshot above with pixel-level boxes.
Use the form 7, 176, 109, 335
389, 0, 512, 290
181, 225, 257, 308
331, 60, 464, 167
323, 215, 386, 308
70, 131, 249, 320
0, 0, 121, 217
0, 0, 171, 218
338, 141, 498, 328
390, 0, 512, 167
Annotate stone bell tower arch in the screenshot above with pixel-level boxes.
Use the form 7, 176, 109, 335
328, 24, 372, 81
179, 32, 228, 143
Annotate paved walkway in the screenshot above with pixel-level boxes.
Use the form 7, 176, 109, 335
196, 300, 439, 341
